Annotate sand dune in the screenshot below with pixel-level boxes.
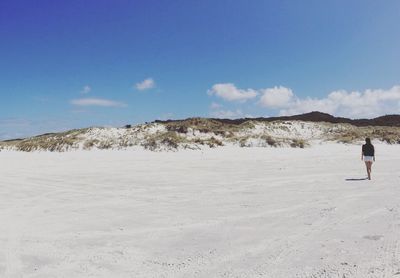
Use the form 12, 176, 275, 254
2, 119, 400, 152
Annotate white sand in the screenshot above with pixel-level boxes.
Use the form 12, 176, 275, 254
0, 143, 400, 277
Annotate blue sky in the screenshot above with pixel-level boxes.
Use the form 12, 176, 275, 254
1, 0, 399, 139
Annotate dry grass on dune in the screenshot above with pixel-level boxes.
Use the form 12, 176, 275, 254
327, 125, 400, 144
0, 129, 87, 152
1, 120, 400, 152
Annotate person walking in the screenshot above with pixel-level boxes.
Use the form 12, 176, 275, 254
361, 138, 375, 180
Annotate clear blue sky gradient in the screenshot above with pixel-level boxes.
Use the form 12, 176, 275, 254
1, 0, 399, 138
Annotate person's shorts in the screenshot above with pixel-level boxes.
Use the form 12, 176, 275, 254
364, 156, 374, 162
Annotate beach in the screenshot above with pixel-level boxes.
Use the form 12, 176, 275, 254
0, 143, 399, 277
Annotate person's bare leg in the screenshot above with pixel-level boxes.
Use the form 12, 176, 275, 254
367, 161, 372, 180
365, 162, 370, 180
369, 161, 372, 180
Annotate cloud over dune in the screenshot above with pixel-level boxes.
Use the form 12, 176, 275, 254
208, 83, 258, 102
210, 109, 243, 119
209, 83, 400, 118
279, 86, 400, 118
259, 86, 294, 108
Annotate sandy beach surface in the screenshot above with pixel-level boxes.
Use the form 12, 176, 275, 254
1, 143, 399, 277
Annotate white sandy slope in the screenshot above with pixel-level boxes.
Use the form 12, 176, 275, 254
0, 143, 400, 277
1, 121, 362, 152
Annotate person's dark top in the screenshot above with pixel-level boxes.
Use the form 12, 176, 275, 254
362, 144, 375, 156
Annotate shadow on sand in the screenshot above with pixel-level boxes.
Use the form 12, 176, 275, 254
345, 177, 368, 181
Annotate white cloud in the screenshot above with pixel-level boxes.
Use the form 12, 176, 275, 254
259, 86, 294, 108
70, 98, 126, 107
81, 85, 91, 94
208, 83, 400, 118
210, 102, 222, 109
210, 109, 243, 119
135, 78, 155, 91
208, 83, 258, 102
279, 85, 400, 118
159, 113, 174, 121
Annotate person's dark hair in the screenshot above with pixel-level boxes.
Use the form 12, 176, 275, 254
365, 137, 371, 144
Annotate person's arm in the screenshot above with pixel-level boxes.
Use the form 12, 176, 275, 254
361, 149, 363, 161
373, 146, 375, 161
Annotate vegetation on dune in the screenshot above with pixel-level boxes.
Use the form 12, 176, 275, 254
0, 129, 88, 152
327, 125, 400, 144
163, 117, 252, 135
290, 138, 306, 148
261, 135, 279, 147
1, 117, 400, 152
142, 131, 184, 151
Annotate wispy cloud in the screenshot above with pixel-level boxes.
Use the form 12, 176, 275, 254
159, 112, 174, 121
208, 83, 258, 102
210, 102, 222, 109
70, 98, 126, 107
81, 85, 91, 94
0, 118, 36, 140
0, 118, 75, 140
210, 109, 243, 119
0, 118, 29, 125
135, 78, 155, 91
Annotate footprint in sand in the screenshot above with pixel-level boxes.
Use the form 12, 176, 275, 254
363, 235, 384, 241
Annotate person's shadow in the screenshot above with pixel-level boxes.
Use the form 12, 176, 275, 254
345, 177, 368, 181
